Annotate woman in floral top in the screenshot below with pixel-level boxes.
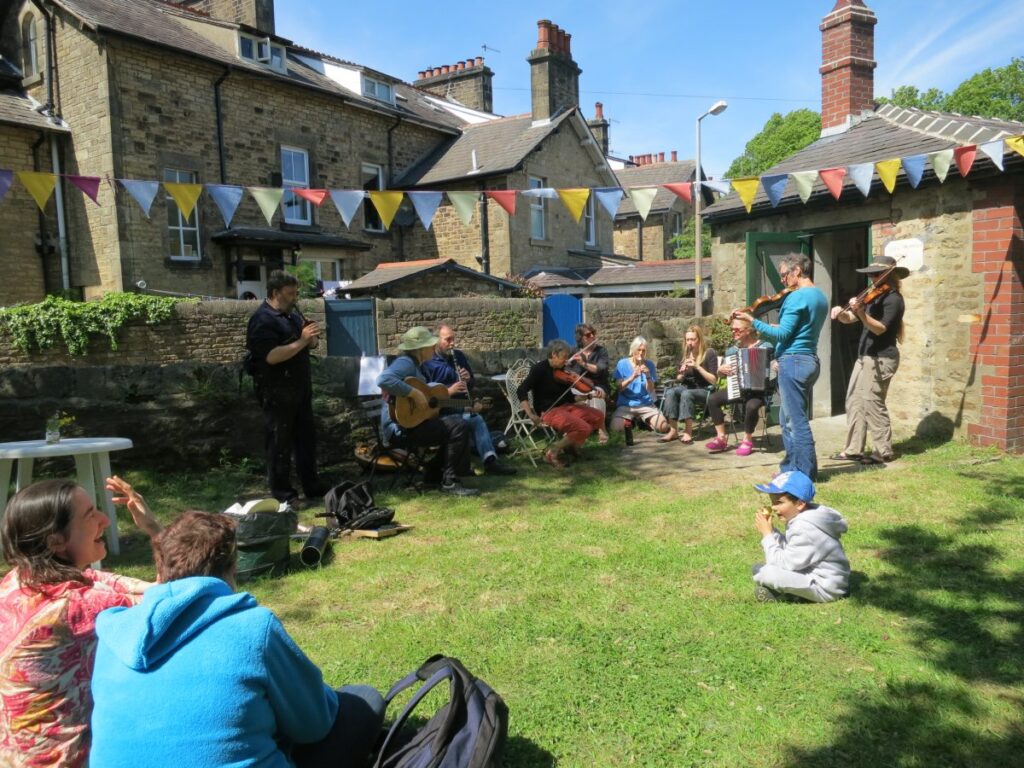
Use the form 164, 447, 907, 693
0, 477, 160, 768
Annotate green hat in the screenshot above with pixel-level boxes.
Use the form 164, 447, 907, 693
397, 326, 439, 351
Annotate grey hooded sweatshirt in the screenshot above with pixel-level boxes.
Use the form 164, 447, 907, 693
760, 504, 850, 598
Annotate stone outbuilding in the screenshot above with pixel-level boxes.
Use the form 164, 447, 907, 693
343, 258, 519, 299
526, 260, 712, 298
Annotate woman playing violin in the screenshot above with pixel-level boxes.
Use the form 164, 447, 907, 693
566, 324, 611, 444
829, 255, 908, 465
610, 337, 670, 437
659, 326, 718, 444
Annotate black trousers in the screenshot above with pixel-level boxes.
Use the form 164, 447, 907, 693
707, 388, 766, 434
399, 415, 470, 485
259, 379, 320, 501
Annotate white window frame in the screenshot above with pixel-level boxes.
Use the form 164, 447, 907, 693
670, 211, 684, 238
281, 146, 311, 225
362, 162, 384, 232
238, 33, 287, 73
362, 76, 394, 104
164, 168, 201, 262
302, 259, 342, 282
529, 176, 546, 241
583, 194, 596, 246
21, 15, 38, 77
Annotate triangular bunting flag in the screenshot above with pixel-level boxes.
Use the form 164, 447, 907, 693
520, 187, 558, 199
627, 187, 658, 221
847, 163, 874, 197
875, 159, 900, 193
1007, 136, 1024, 159
731, 177, 759, 213
67, 175, 101, 205
760, 174, 789, 208
16, 171, 57, 212
250, 187, 285, 225
592, 187, 624, 218
118, 179, 160, 217
663, 182, 692, 204
368, 191, 404, 229
163, 182, 203, 220
954, 145, 976, 178
790, 171, 817, 203
485, 190, 516, 216
207, 184, 245, 227
406, 191, 443, 230
928, 149, 954, 183
293, 188, 329, 207
819, 167, 847, 200
979, 139, 1005, 171
556, 188, 591, 223
0, 170, 13, 203
329, 190, 364, 228
901, 155, 926, 189
447, 191, 478, 225
702, 179, 732, 196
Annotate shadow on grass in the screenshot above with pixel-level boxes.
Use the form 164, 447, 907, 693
783, 467, 1024, 767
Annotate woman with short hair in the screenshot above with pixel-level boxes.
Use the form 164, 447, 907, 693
611, 336, 670, 436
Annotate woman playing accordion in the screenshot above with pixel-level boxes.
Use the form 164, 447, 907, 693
705, 316, 773, 456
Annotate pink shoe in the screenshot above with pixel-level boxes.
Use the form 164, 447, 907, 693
705, 436, 729, 453
736, 440, 754, 457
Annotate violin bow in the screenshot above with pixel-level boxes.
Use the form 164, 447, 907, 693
839, 252, 908, 314
546, 337, 601, 411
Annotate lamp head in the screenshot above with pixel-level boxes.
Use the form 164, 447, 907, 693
709, 100, 728, 116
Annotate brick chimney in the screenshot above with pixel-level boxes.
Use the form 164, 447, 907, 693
181, 0, 275, 34
820, 0, 877, 136
527, 19, 582, 122
586, 102, 610, 156
415, 57, 494, 113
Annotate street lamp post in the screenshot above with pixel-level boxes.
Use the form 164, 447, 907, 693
694, 99, 727, 319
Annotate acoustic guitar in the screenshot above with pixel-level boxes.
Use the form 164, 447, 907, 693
389, 378, 490, 429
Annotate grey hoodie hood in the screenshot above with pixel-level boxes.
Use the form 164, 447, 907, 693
794, 504, 848, 540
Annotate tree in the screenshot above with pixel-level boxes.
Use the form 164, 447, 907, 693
724, 109, 821, 179
669, 216, 711, 260
876, 85, 947, 110
944, 57, 1024, 122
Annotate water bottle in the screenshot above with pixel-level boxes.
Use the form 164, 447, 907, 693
623, 417, 634, 446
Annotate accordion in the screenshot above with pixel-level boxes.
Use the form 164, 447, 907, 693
725, 347, 770, 400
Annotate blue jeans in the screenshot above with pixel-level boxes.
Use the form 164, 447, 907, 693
292, 684, 387, 768
777, 354, 820, 480
463, 412, 497, 461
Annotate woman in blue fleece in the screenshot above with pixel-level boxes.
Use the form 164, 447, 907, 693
90, 512, 385, 768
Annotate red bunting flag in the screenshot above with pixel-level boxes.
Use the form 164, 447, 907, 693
953, 145, 976, 178
486, 190, 517, 216
67, 175, 102, 205
663, 182, 693, 203
818, 167, 847, 200
293, 188, 329, 206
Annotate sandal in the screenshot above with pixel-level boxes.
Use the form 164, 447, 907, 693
679, 434, 694, 445
829, 452, 862, 461
705, 436, 729, 453
735, 440, 754, 457
860, 454, 890, 465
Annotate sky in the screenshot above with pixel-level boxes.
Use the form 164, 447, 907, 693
275, 0, 1024, 179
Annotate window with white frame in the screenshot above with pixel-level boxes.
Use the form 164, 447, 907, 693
670, 211, 684, 238
362, 76, 394, 104
583, 194, 596, 246
21, 16, 38, 77
529, 176, 546, 241
281, 146, 311, 225
303, 259, 342, 282
164, 168, 201, 261
238, 33, 286, 73
362, 163, 384, 232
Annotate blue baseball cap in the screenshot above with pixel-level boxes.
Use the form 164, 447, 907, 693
754, 470, 815, 502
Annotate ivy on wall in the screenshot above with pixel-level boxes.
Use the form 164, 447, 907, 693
484, 308, 533, 348
0, 294, 183, 355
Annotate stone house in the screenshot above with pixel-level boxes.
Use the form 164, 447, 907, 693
526, 260, 712, 298
703, 0, 1024, 452
612, 153, 699, 261
344, 258, 518, 299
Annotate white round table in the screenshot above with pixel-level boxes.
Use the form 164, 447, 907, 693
0, 437, 134, 556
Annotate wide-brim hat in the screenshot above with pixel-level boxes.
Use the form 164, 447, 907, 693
397, 326, 439, 350
856, 255, 910, 279
754, 470, 816, 502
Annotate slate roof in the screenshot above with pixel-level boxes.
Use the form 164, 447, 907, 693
345, 258, 518, 292
526, 260, 712, 290
0, 91, 70, 132
704, 104, 1024, 221
614, 161, 696, 217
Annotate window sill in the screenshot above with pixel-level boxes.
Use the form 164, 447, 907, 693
529, 238, 553, 248
362, 228, 388, 237
165, 257, 212, 270
22, 72, 43, 88
281, 222, 320, 233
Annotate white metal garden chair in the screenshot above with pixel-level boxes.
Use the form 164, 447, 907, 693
502, 358, 557, 467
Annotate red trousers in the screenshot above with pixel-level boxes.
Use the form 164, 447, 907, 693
542, 403, 605, 446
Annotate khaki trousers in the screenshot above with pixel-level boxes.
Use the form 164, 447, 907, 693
843, 352, 899, 458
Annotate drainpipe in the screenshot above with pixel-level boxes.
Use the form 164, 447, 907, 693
479, 190, 490, 275
31, 131, 51, 293
636, 219, 643, 261
385, 115, 401, 181
213, 68, 230, 183
50, 137, 70, 290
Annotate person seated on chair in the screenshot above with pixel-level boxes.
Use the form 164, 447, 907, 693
706, 316, 773, 456
566, 323, 611, 445
516, 339, 605, 469
420, 324, 516, 476
659, 326, 718, 445
611, 336, 670, 437
375, 326, 479, 497
90, 511, 386, 768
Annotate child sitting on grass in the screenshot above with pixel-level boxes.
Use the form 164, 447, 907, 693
751, 470, 850, 603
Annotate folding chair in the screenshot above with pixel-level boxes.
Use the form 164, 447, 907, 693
729, 378, 777, 451
355, 396, 441, 491
502, 359, 557, 467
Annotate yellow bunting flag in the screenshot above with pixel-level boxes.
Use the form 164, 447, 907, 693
163, 182, 203, 220
1007, 136, 1024, 159
875, 159, 900, 193
789, 171, 817, 203
16, 171, 57, 211
249, 187, 285, 225
368, 191, 404, 230
556, 188, 591, 223
627, 187, 658, 221
731, 177, 760, 213
447, 191, 478, 225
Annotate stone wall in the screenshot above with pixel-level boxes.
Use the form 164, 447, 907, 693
583, 297, 698, 369
0, 124, 51, 305
613, 212, 676, 261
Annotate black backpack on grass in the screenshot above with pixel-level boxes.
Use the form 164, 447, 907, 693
322, 480, 394, 531
372, 654, 508, 768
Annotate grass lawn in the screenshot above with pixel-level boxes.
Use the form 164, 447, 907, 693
104, 439, 1024, 767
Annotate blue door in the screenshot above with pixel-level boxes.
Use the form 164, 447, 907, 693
542, 294, 582, 345
324, 299, 376, 356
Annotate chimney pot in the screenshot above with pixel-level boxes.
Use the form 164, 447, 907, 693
671, 150, 678, 162
442, 65, 451, 74
433, 67, 442, 77
658, 152, 665, 163
475, 55, 483, 66
537, 19, 551, 49
418, 70, 426, 80
594, 101, 604, 119
465, 59, 474, 68
564, 32, 572, 56
628, 155, 634, 163
456, 61, 465, 71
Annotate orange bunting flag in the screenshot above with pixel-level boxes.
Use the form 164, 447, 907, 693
818, 167, 847, 200
16, 171, 57, 211
1006, 136, 1024, 160
953, 145, 976, 177
663, 182, 692, 203
163, 182, 203, 220
368, 191, 404, 230
730, 177, 760, 213
486, 190, 517, 216
293, 188, 329, 206
556, 188, 591, 223
875, 159, 900, 194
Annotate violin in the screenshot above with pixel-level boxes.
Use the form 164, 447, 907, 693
731, 286, 797, 319
839, 282, 892, 314
554, 368, 596, 394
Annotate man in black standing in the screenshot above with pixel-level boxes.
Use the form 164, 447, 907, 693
246, 270, 327, 503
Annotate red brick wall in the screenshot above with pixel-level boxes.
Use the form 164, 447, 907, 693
969, 179, 1024, 452
819, 2, 877, 132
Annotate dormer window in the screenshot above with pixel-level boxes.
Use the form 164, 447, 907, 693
21, 15, 39, 77
239, 33, 286, 74
362, 76, 394, 104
